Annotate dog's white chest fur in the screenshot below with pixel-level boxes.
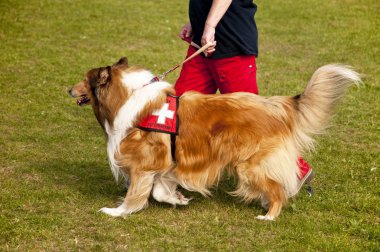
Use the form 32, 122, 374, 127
104, 70, 172, 182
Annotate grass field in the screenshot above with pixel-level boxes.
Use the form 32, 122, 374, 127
0, 0, 379, 250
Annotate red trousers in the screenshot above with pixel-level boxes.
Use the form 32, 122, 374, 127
175, 45, 311, 177
175, 46, 258, 96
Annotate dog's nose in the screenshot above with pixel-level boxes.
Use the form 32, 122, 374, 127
67, 88, 76, 98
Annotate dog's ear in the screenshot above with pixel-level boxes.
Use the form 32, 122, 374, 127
114, 57, 128, 67
98, 66, 111, 86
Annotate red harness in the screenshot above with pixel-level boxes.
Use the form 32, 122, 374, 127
138, 94, 179, 135
138, 93, 179, 160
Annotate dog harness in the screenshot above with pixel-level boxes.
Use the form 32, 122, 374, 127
138, 93, 179, 161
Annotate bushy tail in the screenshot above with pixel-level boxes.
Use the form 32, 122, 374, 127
294, 64, 361, 150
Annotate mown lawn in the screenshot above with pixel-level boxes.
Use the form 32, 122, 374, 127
0, 0, 379, 251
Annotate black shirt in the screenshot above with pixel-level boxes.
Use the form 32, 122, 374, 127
189, 0, 258, 59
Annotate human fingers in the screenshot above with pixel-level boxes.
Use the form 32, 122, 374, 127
201, 25, 215, 47
179, 23, 192, 40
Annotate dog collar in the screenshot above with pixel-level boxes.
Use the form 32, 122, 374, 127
142, 76, 161, 87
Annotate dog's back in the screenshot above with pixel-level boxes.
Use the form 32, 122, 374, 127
175, 91, 298, 192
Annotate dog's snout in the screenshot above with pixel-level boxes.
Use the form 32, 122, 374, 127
67, 88, 77, 98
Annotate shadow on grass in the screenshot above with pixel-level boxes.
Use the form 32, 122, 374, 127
29, 158, 125, 199
174, 174, 264, 212
30, 157, 264, 212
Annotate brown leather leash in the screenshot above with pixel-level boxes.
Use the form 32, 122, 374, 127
143, 41, 213, 86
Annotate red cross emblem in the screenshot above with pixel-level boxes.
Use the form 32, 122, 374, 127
138, 95, 178, 134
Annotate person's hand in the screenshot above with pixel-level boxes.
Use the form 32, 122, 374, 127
179, 23, 193, 43
201, 23, 217, 55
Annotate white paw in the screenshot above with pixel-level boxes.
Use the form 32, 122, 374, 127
99, 204, 127, 217
256, 215, 275, 221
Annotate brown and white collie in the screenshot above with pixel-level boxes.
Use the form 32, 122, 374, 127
68, 57, 360, 220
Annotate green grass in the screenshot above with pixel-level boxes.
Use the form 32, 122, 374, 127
0, 0, 379, 250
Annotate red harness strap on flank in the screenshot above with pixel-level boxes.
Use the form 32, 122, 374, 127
138, 95, 179, 135
138, 95, 179, 160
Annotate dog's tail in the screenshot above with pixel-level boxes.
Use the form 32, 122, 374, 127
294, 64, 361, 151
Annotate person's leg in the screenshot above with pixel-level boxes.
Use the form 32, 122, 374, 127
210, 55, 258, 94
174, 46, 217, 96
296, 157, 315, 196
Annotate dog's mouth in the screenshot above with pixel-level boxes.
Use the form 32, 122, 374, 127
77, 95, 90, 106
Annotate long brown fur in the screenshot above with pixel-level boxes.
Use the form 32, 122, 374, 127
69, 58, 360, 220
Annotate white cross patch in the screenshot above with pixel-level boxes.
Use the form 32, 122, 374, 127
152, 103, 174, 125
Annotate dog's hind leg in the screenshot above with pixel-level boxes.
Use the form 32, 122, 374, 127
152, 173, 190, 206
255, 179, 286, 221
100, 171, 156, 217
232, 162, 287, 221
230, 162, 262, 203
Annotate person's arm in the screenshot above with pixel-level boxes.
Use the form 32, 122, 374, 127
202, 0, 233, 54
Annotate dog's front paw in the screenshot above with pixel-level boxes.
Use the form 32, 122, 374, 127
256, 215, 275, 221
99, 204, 127, 217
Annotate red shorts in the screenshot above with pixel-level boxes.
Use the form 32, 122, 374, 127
175, 46, 258, 96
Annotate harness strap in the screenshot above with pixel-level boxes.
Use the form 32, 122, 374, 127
170, 133, 176, 162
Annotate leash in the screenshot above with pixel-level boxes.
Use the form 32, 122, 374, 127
140, 41, 213, 161
143, 41, 213, 87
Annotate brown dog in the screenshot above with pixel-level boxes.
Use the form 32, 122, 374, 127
69, 57, 360, 220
